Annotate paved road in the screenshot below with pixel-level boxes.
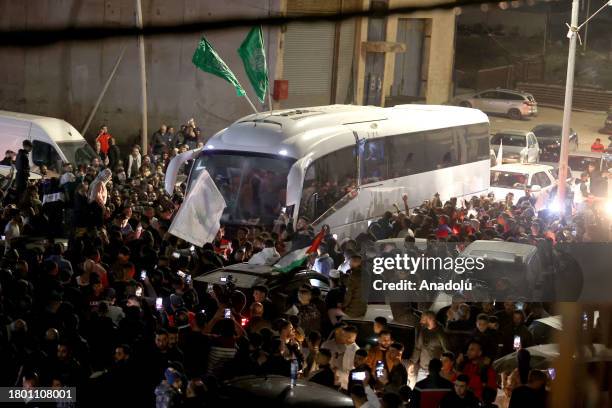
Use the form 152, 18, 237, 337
489, 106, 609, 151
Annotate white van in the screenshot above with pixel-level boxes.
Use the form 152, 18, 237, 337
0, 110, 97, 177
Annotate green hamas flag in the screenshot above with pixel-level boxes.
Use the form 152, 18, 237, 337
238, 26, 269, 103
192, 36, 245, 97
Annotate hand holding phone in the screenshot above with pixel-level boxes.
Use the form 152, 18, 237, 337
224, 308, 231, 319
155, 297, 163, 310
351, 371, 366, 382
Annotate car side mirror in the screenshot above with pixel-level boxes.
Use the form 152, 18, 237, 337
531, 185, 542, 192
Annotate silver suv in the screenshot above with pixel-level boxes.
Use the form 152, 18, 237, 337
455, 88, 538, 120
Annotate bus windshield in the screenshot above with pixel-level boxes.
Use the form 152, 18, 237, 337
57, 141, 98, 166
190, 151, 295, 226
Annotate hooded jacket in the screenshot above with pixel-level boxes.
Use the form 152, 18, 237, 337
88, 169, 112, 207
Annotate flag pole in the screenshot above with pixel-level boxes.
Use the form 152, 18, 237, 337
268, 87, 274, 115
244, 93, 259, 114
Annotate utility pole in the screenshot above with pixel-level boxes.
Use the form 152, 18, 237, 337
557, 0, 579, 212
135, 0, 148, 153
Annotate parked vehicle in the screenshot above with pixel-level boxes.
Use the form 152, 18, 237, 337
568, 151, 612, 180
0, 110, 97, 177
218, 376, 354, 407
455, 88, 538, 120
490, 130, 540, 163
531, 124, 578, 162
598, 110, 612, 135
456, 240, 547, 299
489, 163, 558, 207
193, 262, 329, 315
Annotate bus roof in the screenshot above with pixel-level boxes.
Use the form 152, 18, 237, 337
0, 110, 84, 143
204, 104, 488, 159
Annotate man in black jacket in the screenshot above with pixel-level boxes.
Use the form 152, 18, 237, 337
15, 140, 32, 198
439, 374, 480, 408
309, 348, 335, 388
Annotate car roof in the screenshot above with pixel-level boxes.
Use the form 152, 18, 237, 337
532, 124, 561, 130
491, 163, 554, 173
481, 88, 529, 95
492, 129, 531, 136
460, 240, 537, 262
222, 376, 354, 407
569, 151, 604, 159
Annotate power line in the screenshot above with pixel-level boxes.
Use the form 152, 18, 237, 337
0, 0, 534, 47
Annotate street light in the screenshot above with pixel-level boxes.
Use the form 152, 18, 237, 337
556, 0, 611, 213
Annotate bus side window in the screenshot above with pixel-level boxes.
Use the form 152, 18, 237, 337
32, 140, 62, 173
299, 146, 358, 221
387, 133, 425, 178
361, 140, 387, 184
425, 128, 455, 169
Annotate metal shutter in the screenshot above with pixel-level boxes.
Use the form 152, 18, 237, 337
283, 21, 335, 108
335, 19, 356, 104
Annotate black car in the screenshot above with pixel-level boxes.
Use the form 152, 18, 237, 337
599, 111, 612, 136
531, 124, 578, 162
193, 262, 330, 314
218, 376, 354, 407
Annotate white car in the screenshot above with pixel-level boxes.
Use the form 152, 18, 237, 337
490, 130, 540, 164
489, 163, 558, 208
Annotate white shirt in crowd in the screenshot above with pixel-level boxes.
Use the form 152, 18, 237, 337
248, 247, 281, 266
337, 341, 359, 390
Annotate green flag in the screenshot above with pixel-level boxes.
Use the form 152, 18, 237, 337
238, 26, 269, 103
192, 36, 245, 97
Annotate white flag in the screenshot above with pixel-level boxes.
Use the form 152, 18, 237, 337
168, 169, 226, 247
496, 139, 503, 166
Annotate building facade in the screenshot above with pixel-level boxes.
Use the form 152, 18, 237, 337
0, 0, 456, 146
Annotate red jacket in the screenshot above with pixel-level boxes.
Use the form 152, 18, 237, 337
96, 133, 112, 154
461, 360, 497, 400
591, 142, 605, 153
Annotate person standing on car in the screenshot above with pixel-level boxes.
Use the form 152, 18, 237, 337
15, 139, 32, 199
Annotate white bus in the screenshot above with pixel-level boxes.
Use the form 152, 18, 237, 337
171, 104, 490, 240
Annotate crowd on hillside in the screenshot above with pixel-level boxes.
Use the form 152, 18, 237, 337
0, 122, 609, 407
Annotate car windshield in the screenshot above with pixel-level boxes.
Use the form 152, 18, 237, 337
57, 141, 98, 166
490, 133, 526, 147
532, 126, 561, 139
490, 170, 529, 188
190, 151, 295, 226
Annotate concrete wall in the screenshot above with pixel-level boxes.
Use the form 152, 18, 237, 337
0, 0, 281, 147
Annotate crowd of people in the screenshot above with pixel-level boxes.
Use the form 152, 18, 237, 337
0, 122, 609, 407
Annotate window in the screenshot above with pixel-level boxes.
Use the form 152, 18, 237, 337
362, 139, 387, 183
387, 133, 426, 177
32, 140, 62, 173
490, 133, 526, 147
300, 146, 358, 221
527, 134, 536, 148
532, 172, 551, 188
503, 92, 526, 101
464, 124, 491, 162
425, 128, 455, 169
480, 91, 499, 99
191, 151, 295, 226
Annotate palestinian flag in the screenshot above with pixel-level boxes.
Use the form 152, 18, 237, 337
273, 228, 326, 273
